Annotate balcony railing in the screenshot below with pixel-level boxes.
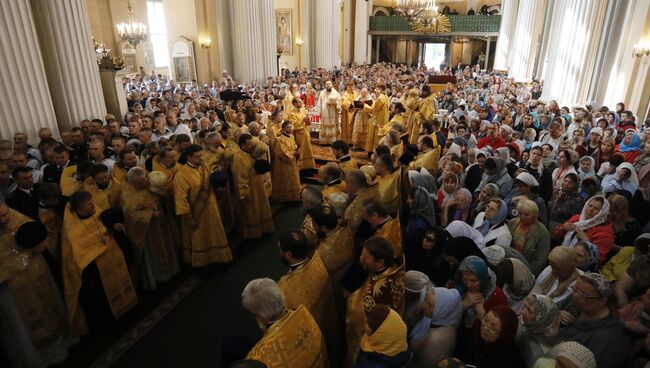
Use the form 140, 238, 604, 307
369, 15, 501, 33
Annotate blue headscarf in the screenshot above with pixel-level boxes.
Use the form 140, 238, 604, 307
408, 287, 463, 340
476, 198, 508, 236
620, 133, 642, 152
455, 255, 492, 296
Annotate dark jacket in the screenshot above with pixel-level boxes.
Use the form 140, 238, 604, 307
6, 187, 40, 220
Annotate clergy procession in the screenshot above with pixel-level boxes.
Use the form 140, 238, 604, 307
3, 61, 650, 368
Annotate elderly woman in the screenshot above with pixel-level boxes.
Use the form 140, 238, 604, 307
460, 305, 525, 367
475, 157, 513, 199
574, 241, 600, 272
470, 182, 499, 222
518, 294, 561, 367
440, 187, 472, 226
494, 257, 535, 313
508, 199, 550, 275
553, 195, 614, 264
530, 247, 582, 308
533, 341, 596, 368
403, 271, 434, 331
454, 256, 508, 358
508, 172, 548, 225
409, 287, 463, 368
602, 162, 639, 196
473, 198, 511, 248
619, 129, 642, 163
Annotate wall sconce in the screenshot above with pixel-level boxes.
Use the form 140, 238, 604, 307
201, 38, 211, 49
633, 42, 650, 58
295, 38, 304, 47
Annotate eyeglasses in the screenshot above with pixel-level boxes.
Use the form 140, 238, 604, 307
571, 285, 601, 300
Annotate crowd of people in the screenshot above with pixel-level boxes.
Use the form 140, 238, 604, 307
1, 61, 650, 368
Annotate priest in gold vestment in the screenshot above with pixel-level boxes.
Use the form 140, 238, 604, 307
374, 153, 402, 216
319, 163, 346, 199
299, 185, 323, 250
332, 140, 359, 178
173, 145, 232, 267
286, 98, 316, 170
352, 88, 372, 150
362, 198, 403, 258
340, 82, 359, 143
363, 84, 390, 152
345, 237, 405, 367
343, 169, 380, 232
122, 167, 180, 290
278, 230, 343, 364
231, 134, 274, 239
408, 135, 440, 175
61, 191, 138, 335
242, 278, 327, 368
84, 164, 121, 212
311, 205, 354, 281
271, 122, 301, 202
0, 207, 72, 366
410, 85, 438, 144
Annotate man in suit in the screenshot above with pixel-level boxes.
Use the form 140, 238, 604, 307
7, 167, 39, 220
42, 144, 75, 185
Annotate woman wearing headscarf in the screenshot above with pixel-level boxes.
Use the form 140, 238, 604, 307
554, 195, 614, 264
574, 241, 600, 272
601, 161, 639, 196
507, 199, 550, 275
454, 256, 508, 359
355, 304, 411, 368
607, 193, 643, 249
551, 149, 579, 194
440, 188, 472, 226
532, 341, 596, 368
403, 271, 434, 331
475, 157, 513, 199
404, 186, 437, 269
518, 294, 561, 367
584, 127, 603, 156
436, 172, 459, 214
409, 287, 463, 368
531, 247, 581, 307
472, 198, 511, 248
470, 183, 499, 223
460, 305, 525, 367
493, 257, 535, 313
548, 173, 585, 237
618, 129, 642, 163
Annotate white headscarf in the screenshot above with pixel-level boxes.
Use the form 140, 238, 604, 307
563, 195, 610, 247
617, 162, 639, 187
446, 220, 486, 249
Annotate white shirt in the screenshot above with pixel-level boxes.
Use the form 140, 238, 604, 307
169, 123, 194, 143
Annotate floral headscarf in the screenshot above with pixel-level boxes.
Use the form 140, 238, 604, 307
523, 293, 560, 338
575, 242, 599, 272
563, 195, 610, 247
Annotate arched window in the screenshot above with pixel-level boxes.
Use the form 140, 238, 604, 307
146, 0, 169, 67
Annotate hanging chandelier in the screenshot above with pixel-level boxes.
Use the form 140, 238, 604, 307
394, 0, 430, 22
116, 0, 148, 47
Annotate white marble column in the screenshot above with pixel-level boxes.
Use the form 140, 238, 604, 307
229, 0, 276, 82
30, 0, 106, 130
354, 0, 371, 64
342, 0, 354, 64
493, 0, 519, 70
0, 0, 58, 143
312, 0, 341, 69
508, 0, 548, 80
540, 0, 607, 105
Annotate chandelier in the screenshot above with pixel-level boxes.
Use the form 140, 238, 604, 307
394, 0, 430, 21
116, 0, 148, 47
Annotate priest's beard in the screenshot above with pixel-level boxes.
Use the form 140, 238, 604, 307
317, 229, 327, 239
97, 182, 109, 190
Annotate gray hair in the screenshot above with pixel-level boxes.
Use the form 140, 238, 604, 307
241, 278, 285, 320
301, 185, 323, 207
127, 166, 147, 183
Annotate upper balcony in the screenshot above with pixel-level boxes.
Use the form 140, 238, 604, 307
369, 15, 501, 35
